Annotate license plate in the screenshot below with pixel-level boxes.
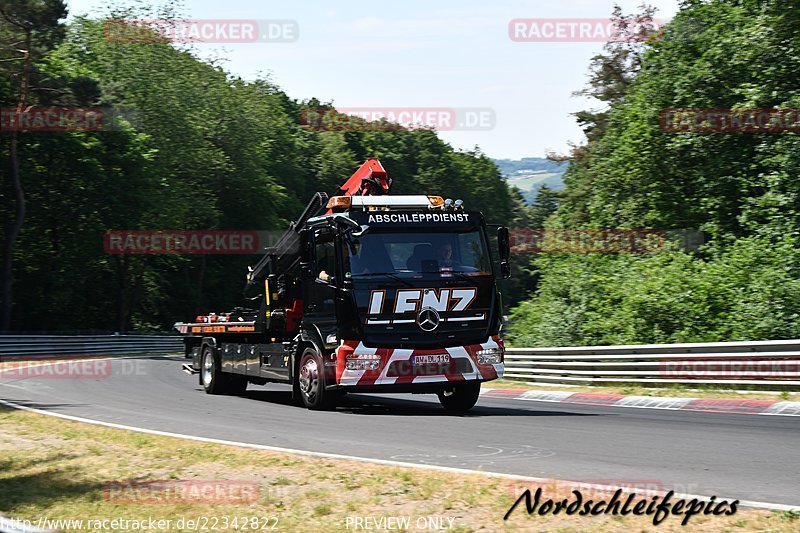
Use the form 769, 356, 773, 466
412, 354, 451, 365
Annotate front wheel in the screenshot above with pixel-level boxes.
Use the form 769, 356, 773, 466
297, 347, 336, 410
437, 382, 481, 412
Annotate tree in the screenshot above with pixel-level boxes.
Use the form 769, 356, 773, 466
0, 0, 68, 330
0, 7, 522, 331
510, 0, 800, 345
528, 185, 560, 229
572, 3, 659, 143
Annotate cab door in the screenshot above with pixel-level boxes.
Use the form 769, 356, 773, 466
303, 228, 339, 343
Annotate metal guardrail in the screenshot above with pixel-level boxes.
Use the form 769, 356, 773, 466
505, 339, 800, 389
0, 335, 182, 358
3, 335, 799, 389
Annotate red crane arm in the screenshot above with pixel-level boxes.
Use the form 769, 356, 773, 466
335, 158, 391, 198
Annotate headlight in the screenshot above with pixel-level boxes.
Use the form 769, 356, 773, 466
345, 354, 381, 371
476, 347, 503, 365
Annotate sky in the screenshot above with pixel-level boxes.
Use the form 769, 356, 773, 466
65, 0, 681, 160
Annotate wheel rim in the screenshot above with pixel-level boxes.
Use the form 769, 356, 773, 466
202, 352, 213, 387
299, 355, 319, 402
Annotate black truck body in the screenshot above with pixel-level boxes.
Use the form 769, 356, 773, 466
175, 160, 511, 411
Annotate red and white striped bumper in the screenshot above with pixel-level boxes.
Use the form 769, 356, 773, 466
334, 336, 504, 387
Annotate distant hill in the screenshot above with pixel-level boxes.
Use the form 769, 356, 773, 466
492, 157, 567, 204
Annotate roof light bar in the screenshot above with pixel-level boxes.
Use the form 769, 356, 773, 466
327, 195, 444, 210
326, 196, 352, 209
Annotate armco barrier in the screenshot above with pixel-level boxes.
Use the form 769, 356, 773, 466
3, 336, 799, 389
0, 335, 182, 359
504, 339, 800, 390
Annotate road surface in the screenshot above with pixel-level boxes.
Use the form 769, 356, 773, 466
1, 356, 797, 507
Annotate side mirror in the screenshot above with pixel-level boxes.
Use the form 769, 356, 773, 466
501, 261, 511, 279
266, 274, 278, 304
497, 227, 511, 279
332, 214, 360, 232
497, 227, 510, 261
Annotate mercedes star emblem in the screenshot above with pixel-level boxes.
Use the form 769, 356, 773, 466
417, 307, 441, 332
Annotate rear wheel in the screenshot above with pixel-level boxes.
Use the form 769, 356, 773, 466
297, 347, 336, 410
437, 381, 481, 412
201, 346, 247, 395
201, 346, 223, 394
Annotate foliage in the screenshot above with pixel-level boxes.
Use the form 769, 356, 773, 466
1, 4, 524, 330
510, 235, 800, 346
510, 0, 800, 346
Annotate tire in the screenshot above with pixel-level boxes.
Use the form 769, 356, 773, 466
201, 345, 247, 395
226, 374, 248, 395
201, 346, 223, 394
297, 346, 336, 410
437, 381, 481, 412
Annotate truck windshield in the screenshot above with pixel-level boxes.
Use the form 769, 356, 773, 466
347, 231, 490, 276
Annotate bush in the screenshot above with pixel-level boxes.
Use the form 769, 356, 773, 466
508, 236, 800, 347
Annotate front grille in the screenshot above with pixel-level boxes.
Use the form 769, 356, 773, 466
363, 330, 488, 350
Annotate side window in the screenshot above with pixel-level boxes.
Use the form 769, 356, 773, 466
306, 231, 337, 316
315, 234, 336, 283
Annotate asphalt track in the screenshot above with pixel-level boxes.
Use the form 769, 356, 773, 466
1, 356, 798, 507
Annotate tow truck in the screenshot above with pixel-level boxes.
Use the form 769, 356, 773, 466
175, 159, 511, 411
